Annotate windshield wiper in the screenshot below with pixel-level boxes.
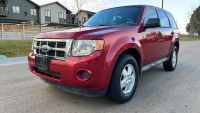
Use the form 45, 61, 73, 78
82, 25, 89, 27
92, 24, 110, 27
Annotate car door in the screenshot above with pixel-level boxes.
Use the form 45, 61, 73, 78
156, 10, 172, 57
163, 11, 179, 57
143, 8, 163, 66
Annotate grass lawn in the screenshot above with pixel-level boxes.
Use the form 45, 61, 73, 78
180, 36, 200, 41
0, 40, 32, 58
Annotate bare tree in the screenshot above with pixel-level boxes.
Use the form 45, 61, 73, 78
71, 0, 87, 27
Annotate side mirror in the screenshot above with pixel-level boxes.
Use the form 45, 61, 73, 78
144, 18, 161, 29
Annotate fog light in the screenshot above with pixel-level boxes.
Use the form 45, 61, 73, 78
76, 69, 92, 81
82, 71, 89, 79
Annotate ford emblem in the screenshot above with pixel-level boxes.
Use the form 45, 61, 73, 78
41, 45, 51, 52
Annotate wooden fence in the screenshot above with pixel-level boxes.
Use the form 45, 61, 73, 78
0, 24, 72, 40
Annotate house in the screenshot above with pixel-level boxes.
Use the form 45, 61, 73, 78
39, 1, 72, 24
0, 0, 78, 27
74, 10, 96, 25
66, 14, 75, 24
0, 0, 40, 24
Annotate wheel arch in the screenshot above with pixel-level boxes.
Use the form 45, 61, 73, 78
120, 48, 142, 75
167, 41, 180, 57
174, 41, 179, 52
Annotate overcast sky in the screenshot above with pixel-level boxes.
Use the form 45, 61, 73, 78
32, 0, 200, 34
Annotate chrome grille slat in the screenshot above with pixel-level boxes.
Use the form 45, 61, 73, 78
33, 39, 73, 60
39, 41, 41, 55
55, 42, 57, 57
46, 41, 48, 56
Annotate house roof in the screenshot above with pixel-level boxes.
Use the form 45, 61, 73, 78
28, 0, 40, 7
74, 10, 96, 17
40, 1, 72, 13
44, 22, 78, 27
0, 17, 29, 24
81, 10, 96, 16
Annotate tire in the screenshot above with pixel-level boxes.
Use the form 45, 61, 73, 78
163, 46, 178, 71
106, 54, 139, 103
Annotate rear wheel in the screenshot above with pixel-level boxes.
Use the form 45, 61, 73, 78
106, 54, 139, 103
163, 46, 178, 71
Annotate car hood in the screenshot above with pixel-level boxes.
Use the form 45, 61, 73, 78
35, 26, 135, 39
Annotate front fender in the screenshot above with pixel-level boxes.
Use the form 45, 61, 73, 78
99, 37, 143, 89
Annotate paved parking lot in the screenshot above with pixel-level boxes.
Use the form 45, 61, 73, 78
1, 42, 200, 113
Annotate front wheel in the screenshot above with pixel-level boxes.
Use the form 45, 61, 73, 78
163, 46, 178, 71
106, 54, 139, 103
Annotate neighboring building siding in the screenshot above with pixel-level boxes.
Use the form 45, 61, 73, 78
74, 11, 88, 25
40, 3, 66, 24
7, 0, 39, 24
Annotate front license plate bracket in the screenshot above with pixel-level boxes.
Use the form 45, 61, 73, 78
35, 56, 51, 70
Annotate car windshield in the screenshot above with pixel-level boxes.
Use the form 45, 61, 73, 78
83, 6, 143, 27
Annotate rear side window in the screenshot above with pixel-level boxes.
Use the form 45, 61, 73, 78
166, 12, 177, 28
157, 10, 170, 27
144, 9, 158, 25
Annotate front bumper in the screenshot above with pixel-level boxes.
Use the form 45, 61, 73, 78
41, 78, 107, 97
28, 50, 109, 92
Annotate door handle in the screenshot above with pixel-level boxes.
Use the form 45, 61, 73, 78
158, 32, 163, 36
171, 31, 175, 35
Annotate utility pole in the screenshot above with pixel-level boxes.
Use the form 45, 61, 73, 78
162, 0, 164, 9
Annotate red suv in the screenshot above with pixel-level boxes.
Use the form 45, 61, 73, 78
28, 5, 180, 103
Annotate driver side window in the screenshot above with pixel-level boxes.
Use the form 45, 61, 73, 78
144, 9, 158, 25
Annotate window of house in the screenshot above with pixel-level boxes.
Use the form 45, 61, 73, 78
45, 10, 51, 17
24, 12, 27, 16
67, 15, 71, 22
75, 18, 78, 24
13, 6, 20, 13
82, 17, 86, 23
157, 10, 170, 27
31, 20, 34, 25
45, 20, 51, 23
0, 7, 4, 12
144, 9, 158, 25
31, 9, 36, 15
59, 12, 64, 19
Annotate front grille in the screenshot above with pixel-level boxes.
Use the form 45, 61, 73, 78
47, 50, 56, 56
57, 51, 65, 57
48, 42, 56, 48
33, 39, 73, 60
57, 42, 66, 48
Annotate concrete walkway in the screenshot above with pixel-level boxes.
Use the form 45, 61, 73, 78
0, 57, 28, 66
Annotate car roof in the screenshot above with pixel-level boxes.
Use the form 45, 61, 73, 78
102, 5, 170, 13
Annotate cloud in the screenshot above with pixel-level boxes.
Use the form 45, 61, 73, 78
32, 0, 113, 13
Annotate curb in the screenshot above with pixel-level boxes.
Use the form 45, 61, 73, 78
180, 41, 200, 43
0, 57, 28, 66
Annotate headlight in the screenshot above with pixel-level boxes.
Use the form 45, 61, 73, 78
72, 40, 104, 56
